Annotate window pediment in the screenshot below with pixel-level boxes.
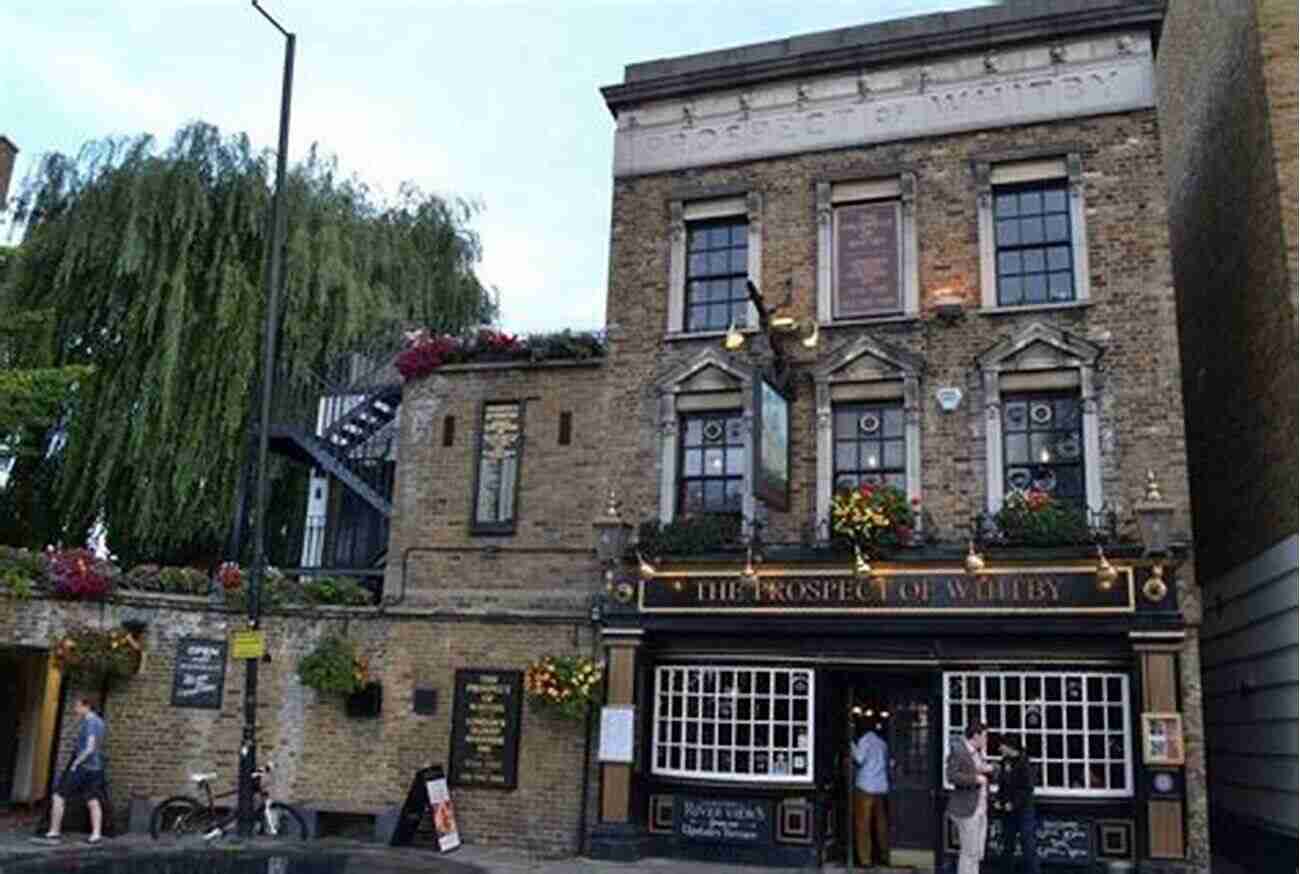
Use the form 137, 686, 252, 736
814, 335, 924, 385
977, 322, 1102, 374
658, 349, 754, 395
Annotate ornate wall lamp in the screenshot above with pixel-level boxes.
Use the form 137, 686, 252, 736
1134, 470, 1175, 602
722, 279, 819, 388
593, 490, 635, 603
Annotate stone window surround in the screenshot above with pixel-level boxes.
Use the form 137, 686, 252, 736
656, 349, 758, 531
978, 322, 1104, 515
667, 190, 763, 335
816, 170, 919, 324
812, 336, 923, 538
975, 148, 1091, 310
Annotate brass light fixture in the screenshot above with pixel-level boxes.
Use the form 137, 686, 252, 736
720, 279, 820, 359
723, 321, 745, 351
1094, 544, 1119, 591
637, 551, 658, 581
964, 540, 986, 575
1135, 469, 1175, 556
741, 544, 760, 583
593, 489, 633, 584
1142, 563, 1168, 603
853, 545, 872, 578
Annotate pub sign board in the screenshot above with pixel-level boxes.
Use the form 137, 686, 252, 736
641, 568, 1135, 614
752, 379, 790, 511
171, 637, 227, 709
448, 668, 523, 790
676, 796, 773, 846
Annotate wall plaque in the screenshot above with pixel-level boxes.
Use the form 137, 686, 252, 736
641, 568, 1135, 614
834, 201, 901, 316
676, 796, 773, 846
448, 669, 522, 790
171, 638, 227, 710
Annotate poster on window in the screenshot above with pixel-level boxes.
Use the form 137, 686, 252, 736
425, 773, 461, 852
752, 379, 790, 510
835, 201, 902, 317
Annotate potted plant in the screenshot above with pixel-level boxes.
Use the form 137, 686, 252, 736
524, 655, 603, 721
47, 548, 115, 601
298, 635, 380, 716
53, 624, 143, 689
990, 489, 1093, 546
830, 483, 919, 568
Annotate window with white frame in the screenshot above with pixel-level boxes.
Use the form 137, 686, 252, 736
653, 666, 815, 783
976, 154, 1090, 310
667, 195, 762, 335
943, 670, 1132, 797
833, 401, 906, 492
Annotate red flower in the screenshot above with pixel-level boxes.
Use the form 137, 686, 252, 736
911, 497, 922, 507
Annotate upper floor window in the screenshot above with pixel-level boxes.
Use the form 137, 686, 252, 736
686, 219, 749, 333
472, 402, 522, 533
1002, 391, 1085, 509
833, 402, 906, 492
976, 154, 1090, 310
678, 411, 744, 514
995, 181, 1074, 306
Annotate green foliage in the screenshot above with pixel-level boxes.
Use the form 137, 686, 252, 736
991, 490, 1093, 546
53, 624, 141, 689
225, 567, 292, 612
1, 570, 34, 600
1, 123, 495, 563
636, 514, 745, 557
120, 564, 211, 596
297, 634, 365, 695
301, 575, 372, 606
524, 655, 603, 721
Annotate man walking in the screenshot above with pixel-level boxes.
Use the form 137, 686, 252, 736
35, 696, 107, 845
996, 737, 1040, 874
850, 716, 890, 867
946, 722, 995, 874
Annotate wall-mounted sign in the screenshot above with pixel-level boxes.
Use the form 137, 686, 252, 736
1141, 712, 1185, 766
935, 386, 963, 412
676, 796, 773, 846
448, 669, 522, 790
834, 201, 902, 316
598, 706, 635, 764
230, 630, 265, 660
171, 638, 227, 710
752, 379, 790, 511
640, 567, 1135, 614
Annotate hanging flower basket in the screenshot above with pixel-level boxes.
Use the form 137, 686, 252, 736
53, 624, 143, 689
524, 655, 604, 721
830, 483, 919, 561
297, 635, 370, 696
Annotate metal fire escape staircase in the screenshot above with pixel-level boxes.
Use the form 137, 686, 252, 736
267, 347, 403, 520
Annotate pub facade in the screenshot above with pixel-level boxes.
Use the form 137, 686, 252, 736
387, 1, 1208, 871
576, 1, 1208, 871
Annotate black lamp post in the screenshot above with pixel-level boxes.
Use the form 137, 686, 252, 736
240, 0, 295, 839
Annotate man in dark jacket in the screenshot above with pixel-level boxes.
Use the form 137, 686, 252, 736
995, 737, 1040, 874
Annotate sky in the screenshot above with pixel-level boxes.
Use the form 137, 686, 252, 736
2, 0, 990, 334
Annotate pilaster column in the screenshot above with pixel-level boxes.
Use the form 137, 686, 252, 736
590, 629, 648, 861
1132, 631, 1189, 868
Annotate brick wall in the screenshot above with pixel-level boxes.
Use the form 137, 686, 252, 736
602, 111, 1195, 552
1156, 0, 1299, 578
6, 596, 601, 854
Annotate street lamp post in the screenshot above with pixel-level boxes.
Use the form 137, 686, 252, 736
241, 0, 295, 839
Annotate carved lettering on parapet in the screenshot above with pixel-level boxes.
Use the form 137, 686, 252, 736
1050, 43, 1068, 64
796, 83, 810, 111
682, 104, 694, 128
857, 72, 872, 102
738, 93, 751, 120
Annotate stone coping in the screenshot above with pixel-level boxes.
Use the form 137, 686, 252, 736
433, 358, 604, 374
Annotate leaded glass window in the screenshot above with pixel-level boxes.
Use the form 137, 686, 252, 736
1002, 392, 1085, 508
833, 402, 906, 492
678, 411, 744, 514
685, 219, 749, 332
944, 670, 1133, 797
473, 402, 521, 532
653, 666, 815, 783
995, 181, 1074, 306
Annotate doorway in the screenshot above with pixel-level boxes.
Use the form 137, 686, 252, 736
0, 647, 62, 807
819, 670, 937, 872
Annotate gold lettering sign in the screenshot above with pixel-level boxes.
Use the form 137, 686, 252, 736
641, 569, 1133, 614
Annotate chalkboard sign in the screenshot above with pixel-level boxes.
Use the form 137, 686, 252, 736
676, 796, 773, 846
985, 816, 1092, 865
171, 638, 227, 710
448, 669, 522, 790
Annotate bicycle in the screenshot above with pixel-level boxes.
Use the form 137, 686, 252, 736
149, 758, 307, 842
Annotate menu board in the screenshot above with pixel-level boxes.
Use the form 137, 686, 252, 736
170, 638, 227, 710
835, 201, 901, 316
676, 796, 773, 846
448, 669, 522, 790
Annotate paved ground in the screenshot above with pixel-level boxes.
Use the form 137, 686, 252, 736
0, 832, 1263, 873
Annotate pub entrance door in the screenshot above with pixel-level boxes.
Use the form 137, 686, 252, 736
820, 670, 938, 872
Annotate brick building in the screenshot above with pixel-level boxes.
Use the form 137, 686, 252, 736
1155, 0, 1298, 870
0, 3, 1228, 872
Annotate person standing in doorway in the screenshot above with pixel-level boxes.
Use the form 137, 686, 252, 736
35, 697, 107, 845
850, 716, 890, 867
996, 737, 1040, 874
946, 722, 995, 874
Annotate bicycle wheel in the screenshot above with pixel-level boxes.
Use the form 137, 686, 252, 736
150, 796, 219, 841
255, 801, 308, 840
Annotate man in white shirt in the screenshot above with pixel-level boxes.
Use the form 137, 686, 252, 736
850, 719, 890, 866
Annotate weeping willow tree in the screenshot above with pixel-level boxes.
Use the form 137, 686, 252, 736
1, 122, 494, 564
